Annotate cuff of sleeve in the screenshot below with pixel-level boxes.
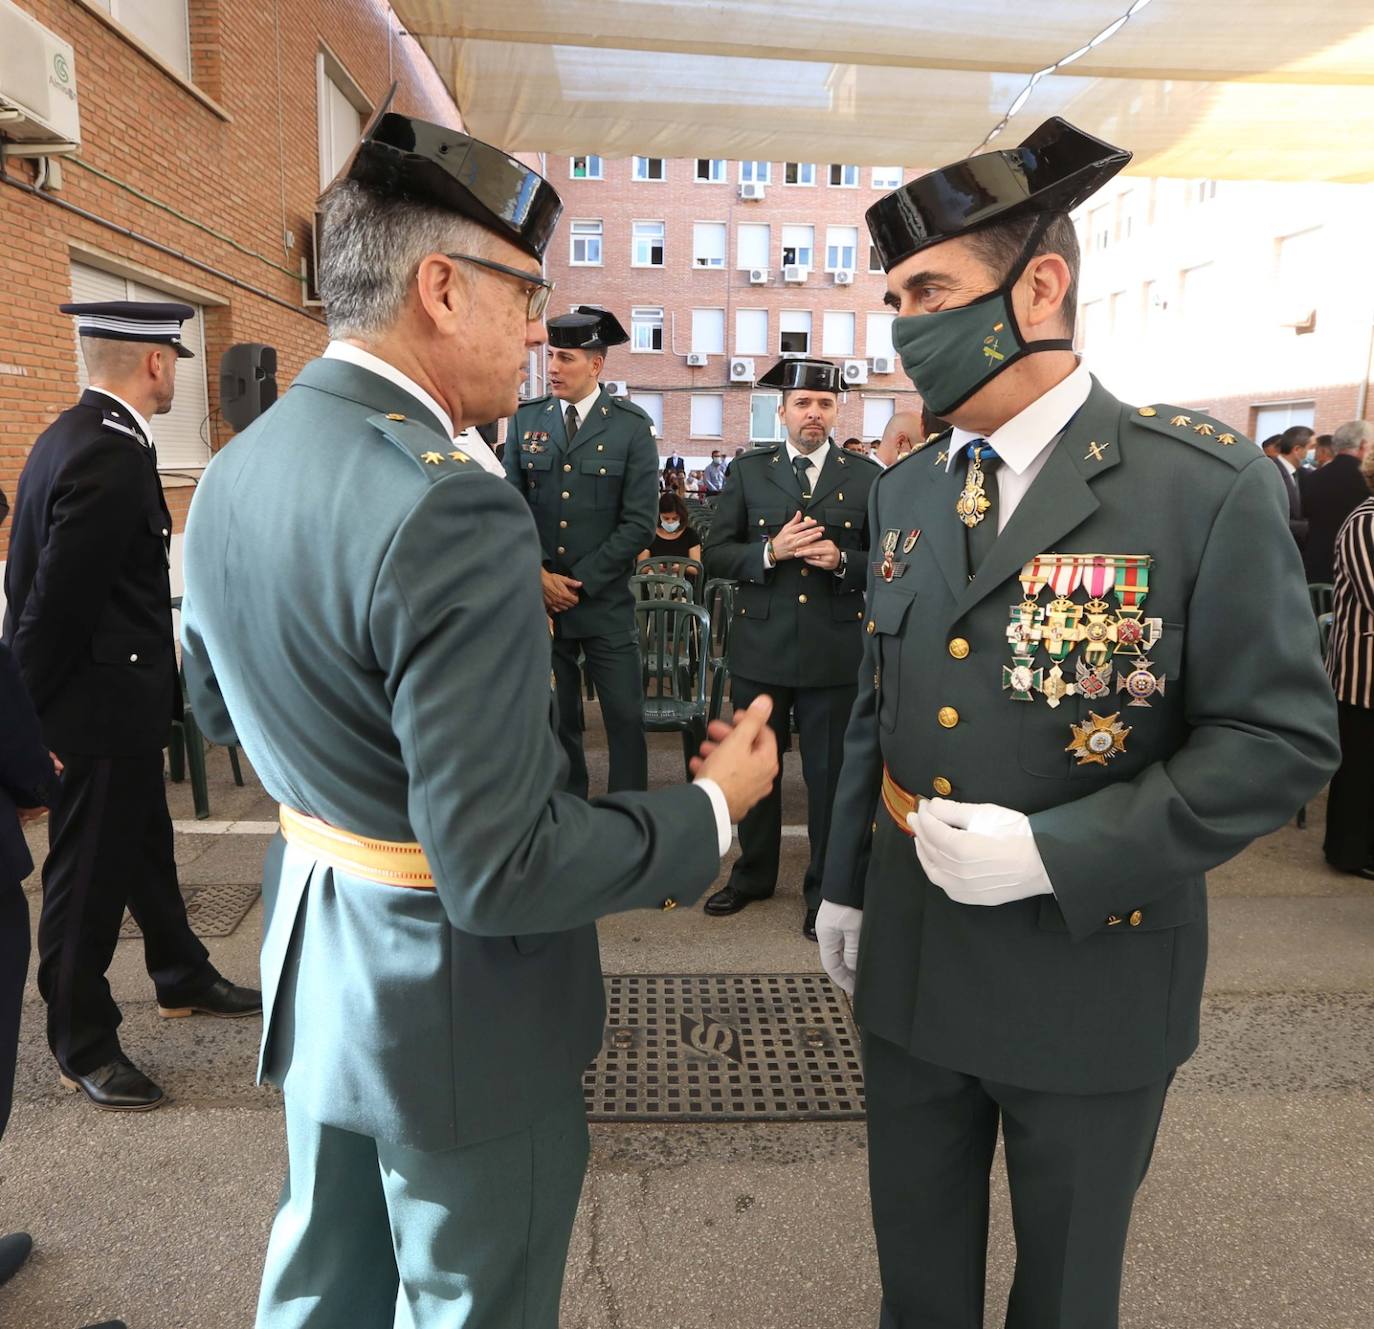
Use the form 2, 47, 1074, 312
693, 777, 733, 856
762, 543, 775, 571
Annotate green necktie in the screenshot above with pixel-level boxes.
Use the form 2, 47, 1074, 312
792, 453, 813, 502
564, 402, 579, 446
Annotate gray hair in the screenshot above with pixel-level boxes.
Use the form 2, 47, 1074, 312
1332, 420, 1373, 453
318, 179, 490, 339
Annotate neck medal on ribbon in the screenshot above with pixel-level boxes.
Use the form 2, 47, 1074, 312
956, 446, 994, 528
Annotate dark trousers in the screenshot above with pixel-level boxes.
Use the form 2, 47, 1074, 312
551, 630, 647, 800
38, 752, 212, 1075
864, 1032, 1171, 1329
727, 675, 855, 909
0, 875, 28, 1139
1324, 700, 1374, 872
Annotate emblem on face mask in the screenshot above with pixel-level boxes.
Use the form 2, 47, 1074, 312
983, 331, 1005, 364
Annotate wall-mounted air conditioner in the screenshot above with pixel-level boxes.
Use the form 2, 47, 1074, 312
870, 355, 895, 375
729, 358, 755, 383
833, 269, 855, 286
604, 380, 628, 396
748, 268, 768, 285
842, 359, 868, 385
782, 264, 808, 284
0, 0, 81, 153
685, 352, 709, 367
739, 182, 766, 201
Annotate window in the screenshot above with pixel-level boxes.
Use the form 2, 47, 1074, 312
750, 392, 785, 442
317, 51, 368, 190
863, 397, 896, 438
825, 225, 858, 272
569, 219, 602, 266
736, 223, 771, 270
1178, 263, 1217, 320
868, 243, 884, 274
1089, 204, 1112, 252
1193, 179, 1218, 204
632, 220, 665, 267
692, 222, 727, 269
630, 392, 664, 436
871, 166, 902, 189
695, 159, 726, 183
631, 306, 664, 352
632, 157, 666, 181
690, 394, 724, 438
784, 162, 815, 186
735, 308, 768, 355
1277, 228, 1322, 329
70, 260, 209, 470
570, 155, 603, 180
828, 163, 859, 187
691, 308, 726, 355
739, 160, 772, 185
779, 310, 812, 355
781, 224, 814, 270
1116, 190, 1137, 242
822, 310, 855, 357
1253, 401, 1315, 439
865, 312, 896, 359
88, 0, 190, 80
1078, 299, 1108, 353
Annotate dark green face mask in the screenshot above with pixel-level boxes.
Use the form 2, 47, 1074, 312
891, 216, 1073, 417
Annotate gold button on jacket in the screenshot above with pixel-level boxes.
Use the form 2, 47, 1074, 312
948, 638, 970, 659
937, 706, 959, 728
932, 776, 953, 796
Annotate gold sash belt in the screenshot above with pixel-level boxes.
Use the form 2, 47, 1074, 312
278, 805, 435, 889
880, 766, 924, 837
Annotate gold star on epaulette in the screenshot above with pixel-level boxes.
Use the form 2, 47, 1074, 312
1218, 433, 1237, 446
1170, 414, 1191, 427
450, 450, 470, 462
1194, 422, 1215, 437
421, 451, 444, 465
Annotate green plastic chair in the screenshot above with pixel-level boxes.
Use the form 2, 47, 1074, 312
1307, 583, 1334, 617
631, 573, 693, 604
168, 596, 244, 819
1318, 611, 1334, 659
635, 601, 711, 778
636, 556, 705, 599
702, 577, 737, 722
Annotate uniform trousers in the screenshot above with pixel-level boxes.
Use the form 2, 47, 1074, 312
864, 1032, 1171, 1329
38, 751, 212, 1074
256, 1086, 589, 1329
726, 674, 855, 909
551, 629, 647, 799
0, 875, 28, 1138
1323, 701, 1374, 871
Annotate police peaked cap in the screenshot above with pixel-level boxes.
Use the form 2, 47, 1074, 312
866, 117, 1131, 272
546, 306, 629, 350
60, 300, 197, 358
756, 357, 844, 394
344, 93, 562, 262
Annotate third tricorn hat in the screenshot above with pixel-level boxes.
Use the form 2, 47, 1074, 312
756, 357, 844, 394
59, 300, 197, 358
546, 306, 630, 350
866, 117, 1131, 272
344, 96, 563, 262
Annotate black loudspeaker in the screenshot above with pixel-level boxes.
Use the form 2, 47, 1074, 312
219, 343, 278, 431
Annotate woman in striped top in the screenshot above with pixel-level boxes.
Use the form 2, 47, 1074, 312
1324, 443, 1374, 878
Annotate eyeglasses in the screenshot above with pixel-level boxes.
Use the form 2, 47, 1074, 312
445, 252, 554, 321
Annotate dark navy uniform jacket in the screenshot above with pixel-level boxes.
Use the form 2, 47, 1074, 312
0, 641, 59, 881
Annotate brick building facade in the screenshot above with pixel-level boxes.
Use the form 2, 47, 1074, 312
0, 0, 460, 581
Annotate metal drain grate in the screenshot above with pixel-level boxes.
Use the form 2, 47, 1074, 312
584, 973, 865, 1122
120, 883, 260, 940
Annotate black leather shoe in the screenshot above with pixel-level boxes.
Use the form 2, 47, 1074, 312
802, 908, 818, 941
59, 1058, 164, 1111
703, 885, 756, 916
0, 1231, 32, 1285
158, 975, 262, 1020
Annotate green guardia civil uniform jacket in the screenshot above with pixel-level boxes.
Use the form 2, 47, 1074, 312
704, 443, 879, 688
821, 378, 1340, 1094
504, 387, 659, 639
180, 358, 720, 1151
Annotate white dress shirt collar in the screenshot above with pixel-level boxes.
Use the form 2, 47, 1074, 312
945, 361, 1092, 475
561, 382, 604, 434
785, 438, 832, 475
324, 341, 454, 440
88, 388, 153, 447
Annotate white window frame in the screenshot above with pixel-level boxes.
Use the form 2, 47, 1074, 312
781, 224, 815, 270
750, 392, 785, 443
828, 163, 859, 188
865, 312, 896, 359
862, 397, 896, 438
783, 162, 816, 186
734, 308, 769, 356
779, 310, 813, 356
736, 223, 771, 271
317, 47, 371, 191
92, 0, 191, 81
631, 220, 666, 268
630, 392, 664, 437
569, 219, 603, 267
691, 308, 726, 355
822, 310, 856, 357
692, 221, 727, 269
739, 160, 772, 185
694, 158, 726, 183
825, 225, 859, 273
570, 154, 604, 180
632, 156, 666, 182
631, 306, 665, 353
870, 166, 902, 189
868, 242, 884, 274
689, 394, 725, 439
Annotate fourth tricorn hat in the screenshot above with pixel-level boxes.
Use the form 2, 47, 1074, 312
756, 357, 844, 394
866, 117, 1131, 272
546, 306, 630, 350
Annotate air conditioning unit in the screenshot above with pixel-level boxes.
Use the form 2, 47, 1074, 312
870, 355, 895, 375
739, 182, 766, 201
0, 0, 81, 152
603, 380, 628, 397
728, 358, 755, 383
300, 206, 325, 306
782, 264, 808, 284
748, 268, 769, 285
685, 352, 709, 367
833, 269, 855, 286
843, 359, 869, 385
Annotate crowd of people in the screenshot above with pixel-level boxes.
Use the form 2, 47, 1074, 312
0, 105, 1364, 1329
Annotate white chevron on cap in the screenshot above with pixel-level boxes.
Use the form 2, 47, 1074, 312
75, 314, 184, 339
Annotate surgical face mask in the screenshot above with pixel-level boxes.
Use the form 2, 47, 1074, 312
890, 216, 1073, 417
661, 518, 681, 532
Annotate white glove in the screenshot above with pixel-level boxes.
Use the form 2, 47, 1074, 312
815, 900, 863, 995
909, 798, 1055, 907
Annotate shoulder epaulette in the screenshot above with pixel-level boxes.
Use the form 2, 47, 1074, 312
367, 412, 480, 479
609, 394, 651, 422
1129, 405, 1255, 469
737, 443, 781, 460
877, 429, 945, 483
838, 450, 880, 469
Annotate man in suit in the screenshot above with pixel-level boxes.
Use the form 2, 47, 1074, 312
816, 117, 1339, 1329
1271, 424, 1312, 546
3, 301, 259, 1113
663, 449, 687, 483
1301, 420, 1372, 584
180, 110, 777, 1327
505, 306, 659, 797
703, 357, 879, 939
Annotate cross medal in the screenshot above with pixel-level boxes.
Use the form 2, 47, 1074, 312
956, 447, 993, 528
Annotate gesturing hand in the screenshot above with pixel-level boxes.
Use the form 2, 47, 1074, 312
771, 512, 826, 561
691, 695, 778, 823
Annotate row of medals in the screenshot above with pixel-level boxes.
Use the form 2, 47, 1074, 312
1000, 554, 1164, 767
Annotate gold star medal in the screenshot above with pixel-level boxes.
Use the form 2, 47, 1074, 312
1066, 711, 1132, 766
421, 451, 444, 465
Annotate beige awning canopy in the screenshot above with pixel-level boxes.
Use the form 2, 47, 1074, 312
391, 0, 1374, 181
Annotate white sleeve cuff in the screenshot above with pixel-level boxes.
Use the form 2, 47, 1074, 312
693, 777, 733, 856
762, 542, 775, 570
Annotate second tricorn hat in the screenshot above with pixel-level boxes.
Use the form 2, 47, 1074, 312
866, 117, 1130, 272
546, 306, 630, 350
756, 357, 844, 393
